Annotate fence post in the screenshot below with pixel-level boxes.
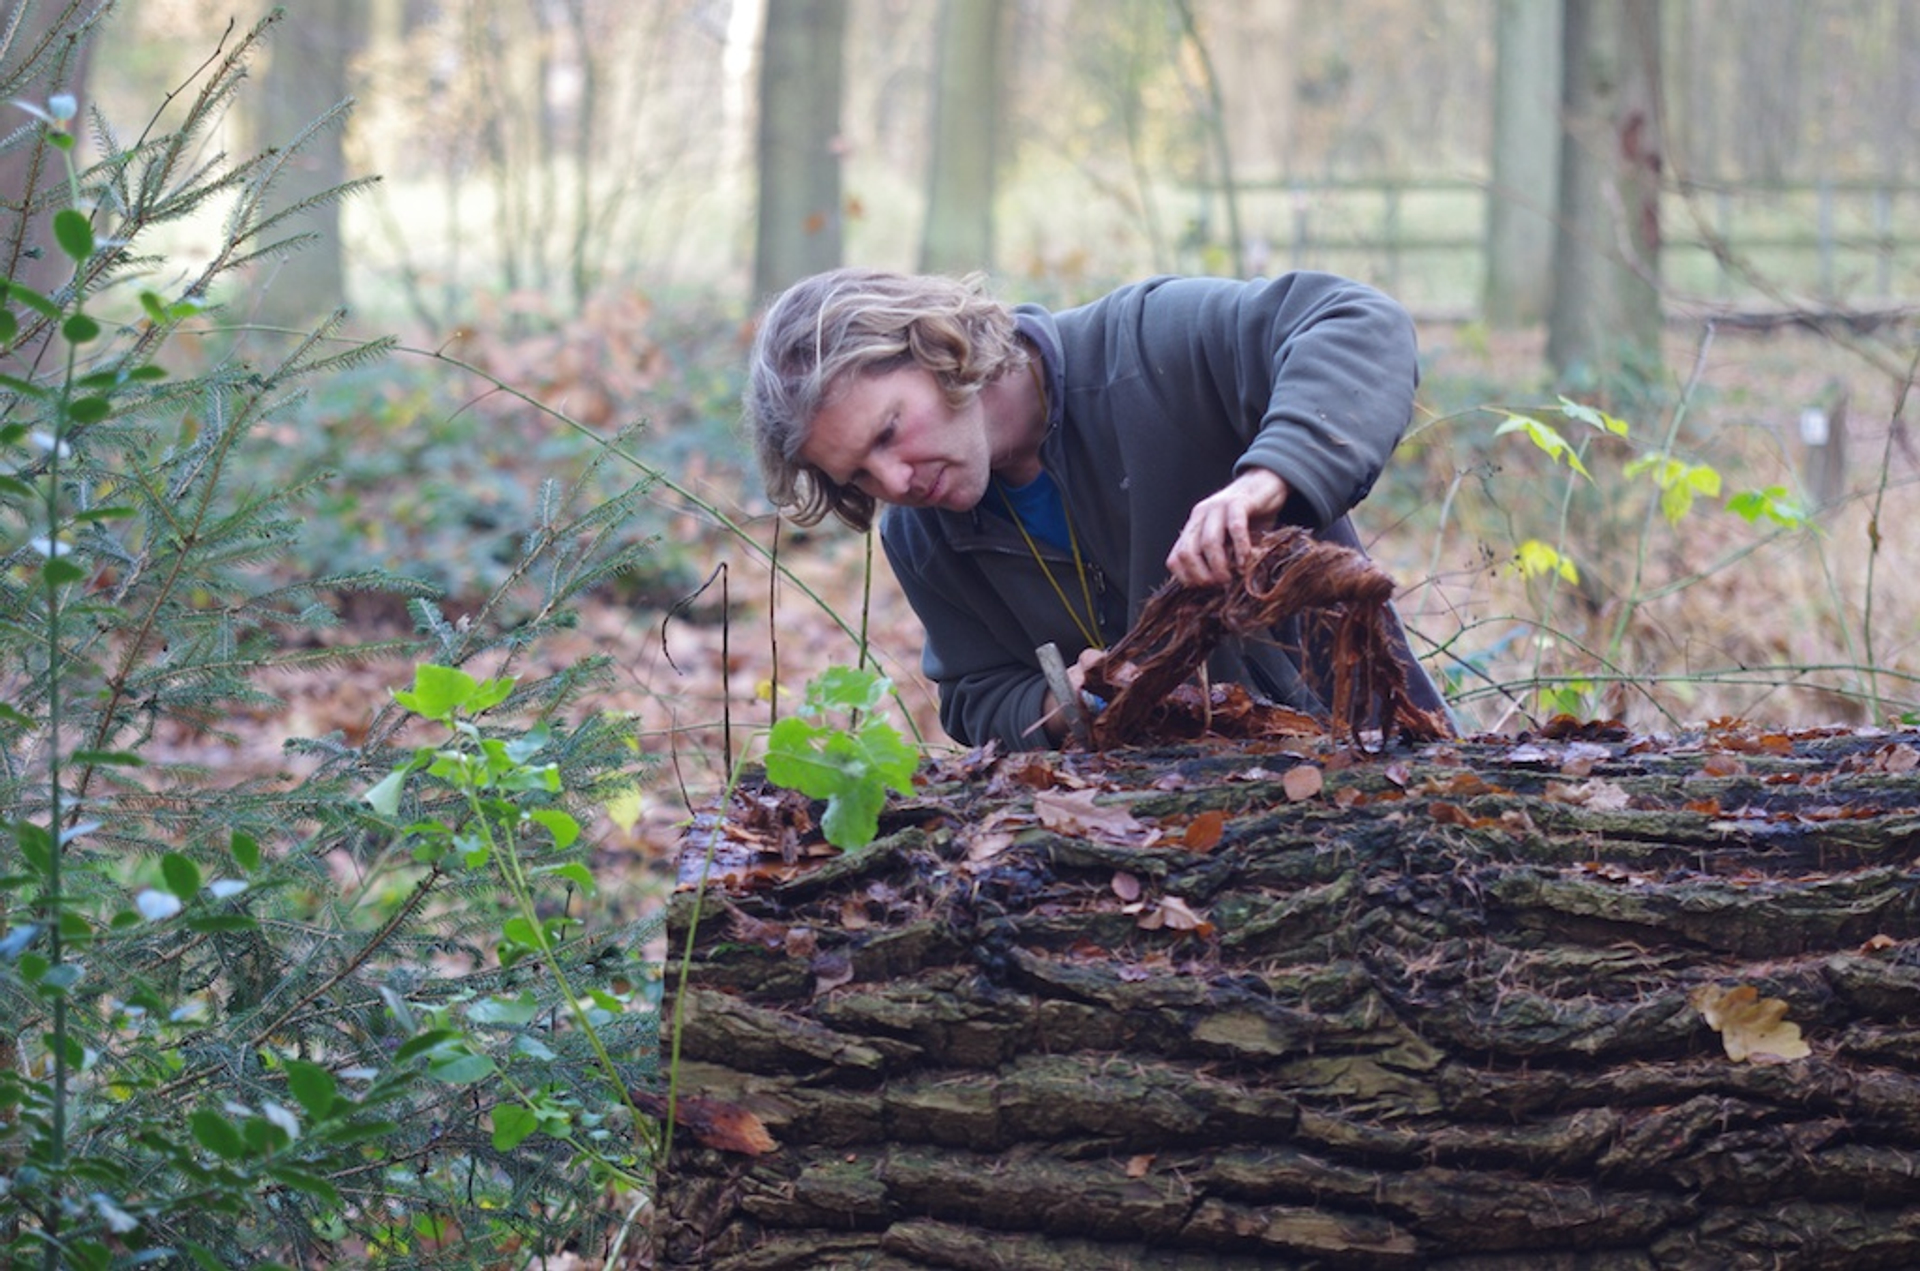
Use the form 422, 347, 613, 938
1817, 177, 1835, 299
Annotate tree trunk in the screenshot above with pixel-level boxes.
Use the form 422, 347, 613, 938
752, 0, 846, 304
1546, 0, 1663, 391
918, 0, 1002, 275
249, 0, 362, 328
661, 723, 1920, 1268
1483, 0, 1562, 329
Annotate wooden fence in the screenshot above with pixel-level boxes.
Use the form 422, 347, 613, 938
1185, 177, 1920, 321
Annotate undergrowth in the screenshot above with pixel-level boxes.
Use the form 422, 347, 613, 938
2, 14, 661, 1268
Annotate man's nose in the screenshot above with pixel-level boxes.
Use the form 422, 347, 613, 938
873, 457, 914, 501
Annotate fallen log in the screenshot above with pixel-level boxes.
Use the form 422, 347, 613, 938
658, 722, 1920, 1269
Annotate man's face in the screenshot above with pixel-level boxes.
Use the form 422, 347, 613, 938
800, 363, 992, 513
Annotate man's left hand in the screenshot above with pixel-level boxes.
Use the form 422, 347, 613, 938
1166, 467, 1290, 586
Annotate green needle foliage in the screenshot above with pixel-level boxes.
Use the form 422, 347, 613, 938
2, 17, 660, 1268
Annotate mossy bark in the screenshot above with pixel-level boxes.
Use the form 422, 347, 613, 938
659, 725, 1920, 1270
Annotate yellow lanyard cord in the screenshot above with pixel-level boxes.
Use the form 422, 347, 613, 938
994, 477, 1103, 652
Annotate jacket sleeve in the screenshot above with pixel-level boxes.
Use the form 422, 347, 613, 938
879, 511, 1054, 751
1128, 272, 1419, 531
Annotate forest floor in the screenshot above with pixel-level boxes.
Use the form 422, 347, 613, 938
171, 319, 1920, 918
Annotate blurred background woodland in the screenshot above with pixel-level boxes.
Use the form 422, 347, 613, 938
6, 0, 1918, 780
5, 3, 1920, 1265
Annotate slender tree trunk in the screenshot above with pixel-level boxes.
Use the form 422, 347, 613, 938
752, 0, 847, 303
918, 0, 1003, 275
250, 0, 363, 328
1547, 0, 1663, 391
1483, 0, 1562, 328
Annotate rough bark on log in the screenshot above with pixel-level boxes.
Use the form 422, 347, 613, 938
659, 723, 1920, 1269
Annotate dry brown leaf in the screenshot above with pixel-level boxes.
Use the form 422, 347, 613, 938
630, 1090, 779, 1156
1035, 787, 1149, 843
1182, 809, 1226, 851
1875, 743, 1919, 774
1125, 1154, 1155, 1178
1111, 870, 1143, 902
1546, 778, 1632, 812
1690, 983, 1811, 1063
1133, 895, 1208, 933
1697, 753, 1749, 778
811, 952, 854, 995
1282, 765, 1324, 802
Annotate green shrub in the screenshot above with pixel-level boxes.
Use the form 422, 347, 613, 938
2, 18, 659, 1268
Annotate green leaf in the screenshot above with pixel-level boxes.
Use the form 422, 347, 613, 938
393, 663, 477, 720
62, 312, 101, 344
467, 991, 540, 1026
528, 808, 580, 850
532, 860, 596, 894
1515, 539, 1579, 584
491, 1102, 540, 1151
160, 852, 202, 901
72, 749, 144, 767
72, 504, 138, 524
393, 1029, 462, 1064
67, 395, 111, 424
54, 209, 94, 261
184, 913, 257, 933
17, 820, 54, 872
467, 675, 515, 712
0, 282, 59, 318
0, 475, 34, 500
1556, 396, 1631, 437
0, 308, 15, 345
363, 768, 407, 817
264, 1163, 340, 1207
820, 777, 886, 850
41, 557, 86, 586
230, 830, 261, 872
284, 1059, 337, 1121
189, 1109, 246, 1161
428, 1050, 497, 1085
1494, 414, 1591, 479
811, 664, 890, 714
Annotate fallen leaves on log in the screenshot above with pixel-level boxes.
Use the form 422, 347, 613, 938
1690, 983, 1814, 1063
630, 1089, 779, 1156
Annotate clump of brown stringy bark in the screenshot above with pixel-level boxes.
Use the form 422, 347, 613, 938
1083, 526, 1452, 749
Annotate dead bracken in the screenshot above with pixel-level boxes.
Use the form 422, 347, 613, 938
1083, 525, 1454, 749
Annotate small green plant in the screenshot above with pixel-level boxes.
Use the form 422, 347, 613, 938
362, 663, 656, 1247
1474, 396, 1818, 721
763, 666, 920, 850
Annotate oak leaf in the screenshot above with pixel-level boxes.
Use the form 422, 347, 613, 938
1690, 983, 1811, 1063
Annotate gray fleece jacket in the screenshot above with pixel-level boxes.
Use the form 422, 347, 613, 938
879, 271, 1445, 750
